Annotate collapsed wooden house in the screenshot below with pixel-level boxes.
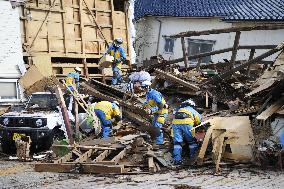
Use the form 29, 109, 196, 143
18, 0, 132, 80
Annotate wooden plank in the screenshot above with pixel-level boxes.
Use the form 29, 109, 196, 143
256, 96, 284, 120
154, 69, 200, 91
197, 127, 213, 165
74, 149, 94, 162
111, 148, 127, 165
61, 0, 68, 54
28, 0, 57, 52
181, 37, 188, 68
35, 163, 125, 173
167, 25, 284, 38
230, 31, 241, 68
54, 152, 73, 164
82, 0, 109, 47
148, 157, 156, 173
93, 150, 112, 162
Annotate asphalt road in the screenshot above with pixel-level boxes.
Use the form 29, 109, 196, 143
0, 159, 283, 189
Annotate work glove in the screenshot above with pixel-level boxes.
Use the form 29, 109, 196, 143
164, 104, 169, 109
146, 108, 152, 115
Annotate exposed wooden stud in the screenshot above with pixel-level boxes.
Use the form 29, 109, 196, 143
247, 48, 256, 75
111, 148, 127, 165
61, 0, 68, 54
230, 31, 241, 68
75, 149, 94, 162
148, 157, 156, 172
93, 150, 112, 162
181, 37, 188, 68
196, 57, 202, 72
54, 152, 73, 164
28, 0, 57, 52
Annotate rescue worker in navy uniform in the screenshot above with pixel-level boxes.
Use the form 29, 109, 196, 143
141, 81, 169, 145
172, 99, 202, 165
104, 38, 127, 85
65, 67, 81, 112
93, 101, 121, 138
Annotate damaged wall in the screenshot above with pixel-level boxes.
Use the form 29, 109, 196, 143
0, 1, 25, 104
135, 17, 284, 66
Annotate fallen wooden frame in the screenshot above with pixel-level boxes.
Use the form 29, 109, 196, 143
166, 25, 284, 38
146, 45, 277, 69
154, 69, 200, 91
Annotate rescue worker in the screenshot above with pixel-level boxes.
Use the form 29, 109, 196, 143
141, 81, 168, 145
65, 67, 81, 113
94, 101, 122, 138
104, 38, 126, 85
171, 99, 202, 165
65, 67, 81, 92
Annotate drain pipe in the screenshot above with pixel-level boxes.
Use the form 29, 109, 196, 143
155, 18, 162, 55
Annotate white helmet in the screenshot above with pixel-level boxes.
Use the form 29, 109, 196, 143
182, 99, 196, 107
74, 67, 81, 73
141, 80, 152, 87
112, 101, 120, 107
114, 38, 123, 47
114, 38, 123, 44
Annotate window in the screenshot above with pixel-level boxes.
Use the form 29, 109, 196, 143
164, 38, 175, 53
188, 39, 215, 63
0, 79, 21, 102
114, 0, 125, 12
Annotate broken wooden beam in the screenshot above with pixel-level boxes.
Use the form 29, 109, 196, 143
256, 96, 284, 121
204, 42, 284, 85
147, 45, 277, 69
154, 69, 200, 91
166, 25, 284, 38
35, 163, 125, 174
230, 31, 241, 68
181, 37, 188, 68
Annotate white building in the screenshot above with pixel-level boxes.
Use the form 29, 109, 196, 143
134, 0, 284, 67
0, 0, 25, 105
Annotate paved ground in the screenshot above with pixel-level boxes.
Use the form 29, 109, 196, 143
0, 159, 283, 189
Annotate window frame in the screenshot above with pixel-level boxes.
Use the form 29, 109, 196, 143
164, 37, 175, 54
187, 39, 215, 64
0, 79, 21, 102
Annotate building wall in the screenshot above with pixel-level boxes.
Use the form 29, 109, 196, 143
135, 17, 284, 67
0, 1, 25, 103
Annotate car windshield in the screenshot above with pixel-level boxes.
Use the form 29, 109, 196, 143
26, 93, 58, 111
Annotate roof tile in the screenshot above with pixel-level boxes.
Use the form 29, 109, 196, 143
135, 0, 284, 21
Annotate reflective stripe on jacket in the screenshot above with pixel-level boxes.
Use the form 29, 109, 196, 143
65, 71, 80, 88
106, 45, 126, 70
144, 89, 168, 115
172, 106, 202, 125
94, 101, 121, 120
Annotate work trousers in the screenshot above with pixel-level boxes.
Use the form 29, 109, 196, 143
112, 66, 122, 85
172, 124, 198, 162
94, 109, 112, 138
153, 114, 168, 145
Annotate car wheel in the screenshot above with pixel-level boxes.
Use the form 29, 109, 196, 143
0, 140, 16, 154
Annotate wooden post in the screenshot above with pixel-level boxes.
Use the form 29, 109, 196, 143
181, 37, 188, 68
247, 48, 256, 75
74, 100, 79, 135
196, 58, 202, 72
230, 31, 241, 68
205, 92, 209, 108
55, 86, 74, 144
